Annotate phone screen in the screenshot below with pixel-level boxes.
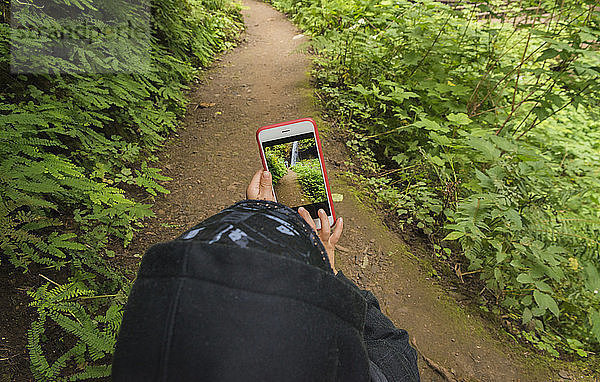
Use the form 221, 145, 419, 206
262, 132, 330, 218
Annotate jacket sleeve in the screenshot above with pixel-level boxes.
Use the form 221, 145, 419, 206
336, 272, 420, 382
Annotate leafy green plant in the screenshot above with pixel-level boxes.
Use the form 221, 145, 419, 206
1, 0, 242, 379
292, 159, 327, 203
265, 149, 288, 185
272, 0, 600, 356
27, 277, 125, 381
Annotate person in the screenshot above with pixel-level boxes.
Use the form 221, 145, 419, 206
112, 170, 420, 381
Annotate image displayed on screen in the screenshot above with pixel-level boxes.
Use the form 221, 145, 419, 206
263, 132, 330, 217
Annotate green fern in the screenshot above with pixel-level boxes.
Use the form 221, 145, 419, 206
28, 281, 125, 380
68, 365, 112, 381
2, 0, 242, 378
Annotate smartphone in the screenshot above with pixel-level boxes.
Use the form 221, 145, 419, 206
256, 118, 336, 229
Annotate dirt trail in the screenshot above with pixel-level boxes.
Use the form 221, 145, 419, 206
274, 169, 306, 206
134, 0, 557, 380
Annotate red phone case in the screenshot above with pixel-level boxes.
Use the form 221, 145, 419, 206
256, 118, 336, 222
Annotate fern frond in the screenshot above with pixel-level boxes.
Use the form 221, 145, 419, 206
68, 364, 112, 381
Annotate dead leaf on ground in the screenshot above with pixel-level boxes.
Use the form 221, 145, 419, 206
194, 102, 216, 110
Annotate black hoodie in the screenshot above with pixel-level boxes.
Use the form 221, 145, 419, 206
112, 200, 419, 382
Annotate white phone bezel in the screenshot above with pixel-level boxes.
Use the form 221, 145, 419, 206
257, 120, 334, 228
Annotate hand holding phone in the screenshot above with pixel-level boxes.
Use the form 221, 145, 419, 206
246, 170, 276, 201
256, 118, 336, 229
246, 168, 343, 272
298, 206, 343, 272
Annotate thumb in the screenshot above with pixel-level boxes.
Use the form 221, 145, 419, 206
246, 170, 263, 199
258, 171, 274, 201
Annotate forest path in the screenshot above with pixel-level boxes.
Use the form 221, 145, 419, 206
133, 0, 556, 380
275, 169, 307, 207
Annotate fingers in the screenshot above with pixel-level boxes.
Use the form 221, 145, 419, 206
298, 208, 342, 274
247, 170, 275, 201
330, 217, 343, 245
318, 209, 330, 237
246, 170, 263, 199
298, 207, 316, 230
258, 171, 274, 201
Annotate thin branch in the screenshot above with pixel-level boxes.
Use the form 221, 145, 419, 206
79, 294, 119, 300
364, 123, 411, 139
407, 12, 453, 78
39, 274, 60, 287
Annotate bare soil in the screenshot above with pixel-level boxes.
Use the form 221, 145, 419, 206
0, 0, 589, 381
0, 268, 36, 382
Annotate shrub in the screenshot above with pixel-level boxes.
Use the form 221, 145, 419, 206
272, 0, 600, 356
292, 159, 327, 203
1, 0, 242, 378
266, 150, 288, 185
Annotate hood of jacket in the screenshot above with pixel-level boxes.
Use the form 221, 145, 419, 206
112, 239, 370, 382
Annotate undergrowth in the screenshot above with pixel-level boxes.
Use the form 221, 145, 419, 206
292, 159, 328, 203
0, 0, 242, 379
272, 0, 600, 360
266, 149, 288, 184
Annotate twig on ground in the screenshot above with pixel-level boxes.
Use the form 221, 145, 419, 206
0, 354, 19, 362
410, 337, 459, 382
39, 274, 60, 287
454, 264, 482, 283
